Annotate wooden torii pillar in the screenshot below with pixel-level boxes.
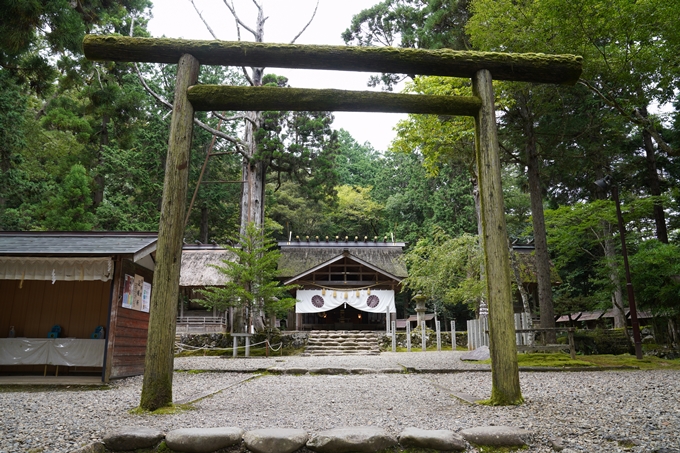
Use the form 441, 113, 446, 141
84, 35, 581, 408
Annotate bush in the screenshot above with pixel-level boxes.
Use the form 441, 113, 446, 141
571, 328, 633, 355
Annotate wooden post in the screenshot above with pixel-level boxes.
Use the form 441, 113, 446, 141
568, 328, 576, 360
391, 321, 396, 352
140, 53, 199, 411
406, 322, 411, 352
436, 320, 441, 351
472, 69, 523, 406
104, 256, 122, 383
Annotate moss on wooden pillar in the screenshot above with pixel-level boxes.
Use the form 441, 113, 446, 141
83, 35, 582, 85
472, 69, 523, 406
139, 53, 199, 411
187, 86, 481, 115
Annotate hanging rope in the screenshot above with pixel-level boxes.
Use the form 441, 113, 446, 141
296, 281, 385, 292
175, 340, 284, 353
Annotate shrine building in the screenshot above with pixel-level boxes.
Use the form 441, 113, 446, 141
278, 237, 407, 331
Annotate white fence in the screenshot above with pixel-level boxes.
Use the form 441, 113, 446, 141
176, 316, 227, 334
466, 312, 533, 350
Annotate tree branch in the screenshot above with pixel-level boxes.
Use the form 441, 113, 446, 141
129, 17, 250, 161
579, 78, 676, 156
194, 117, 250, 158
212, 111, 257, 126
189, 0, 220, 40
223, 0, 258, 38
290, 0, 319, 44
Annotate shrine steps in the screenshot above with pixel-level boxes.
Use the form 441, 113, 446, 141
302, 330, 381, 356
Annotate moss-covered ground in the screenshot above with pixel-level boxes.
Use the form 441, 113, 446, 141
478, 352, 680, 369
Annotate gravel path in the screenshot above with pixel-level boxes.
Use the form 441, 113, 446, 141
173, 351, 491, 372
1, 353, 678, 453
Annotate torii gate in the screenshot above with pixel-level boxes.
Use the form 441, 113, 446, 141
84, 35, 582, 409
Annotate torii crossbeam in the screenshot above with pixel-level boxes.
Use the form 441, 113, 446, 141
83, 35, 582, 409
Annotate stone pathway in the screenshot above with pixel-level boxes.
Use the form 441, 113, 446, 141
80, 424, 529, 453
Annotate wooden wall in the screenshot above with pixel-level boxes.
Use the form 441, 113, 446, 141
0, 278, 110, 375
108, 259, 153, 379
0, 280, 110, 338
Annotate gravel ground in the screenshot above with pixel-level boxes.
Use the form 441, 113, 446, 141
173, 351, 491, 372
1, 353, 678, 453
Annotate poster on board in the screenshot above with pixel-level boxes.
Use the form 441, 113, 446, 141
133, 274, 144, 311
122, 274, 134, 309
142, 282, 152, 313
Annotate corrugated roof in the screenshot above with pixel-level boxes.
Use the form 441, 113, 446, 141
406, 314, 435, 321
277, 244, 408, 279
557, 309, 655, 323
179, 248, 236, 286
0, 232, 158, 258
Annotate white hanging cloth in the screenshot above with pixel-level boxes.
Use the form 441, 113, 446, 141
295, 289, 395, 314
0, 257, 113, 282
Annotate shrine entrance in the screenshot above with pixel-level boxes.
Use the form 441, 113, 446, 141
83, 34, 582, 405
277, 239, 405, 331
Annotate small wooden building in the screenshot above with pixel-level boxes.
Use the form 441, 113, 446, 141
0, 232, 157, 381
278, 238, 407, 331
177, 243, 235, 333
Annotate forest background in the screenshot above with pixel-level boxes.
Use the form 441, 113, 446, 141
1, 0, 679, 335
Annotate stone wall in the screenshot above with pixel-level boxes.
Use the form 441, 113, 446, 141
176, 331, 309, 352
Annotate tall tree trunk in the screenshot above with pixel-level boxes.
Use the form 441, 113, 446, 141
240, 122, 266, 233
518, 93, 555, 341
239, 6, 267, 234
639, 107, 668, 244
602, 221, 627, 329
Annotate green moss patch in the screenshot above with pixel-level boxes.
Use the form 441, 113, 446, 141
129, 402, 195, 415
473, 446, 527, 452
579, 354, 680, 370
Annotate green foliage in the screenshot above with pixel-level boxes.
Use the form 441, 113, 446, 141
330, 185, 384, 238
255, 74, 340, 203
629, 240, 680, 315
342, 0, 471, 88
403, 229, 484, 307
392, 76, 476, 175
372, 151, 477, 244
571, 329, 634, 356
196, 223, 297, 321
335, 129, 382, 187
42, 164, 95, 230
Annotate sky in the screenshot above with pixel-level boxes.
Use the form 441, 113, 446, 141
147, 0, 407, 151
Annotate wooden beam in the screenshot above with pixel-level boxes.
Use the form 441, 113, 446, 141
472, 69, 522, 405
83, 35, 582, 85
140, 53, 199, 411
187, 86, 481, 115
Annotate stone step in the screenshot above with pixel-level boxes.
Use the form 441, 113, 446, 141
303, 330, 381, 356
306, 340, 376, 346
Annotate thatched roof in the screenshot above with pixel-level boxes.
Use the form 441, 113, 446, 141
179, 247, 236, 287
277, 242, 408, 280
